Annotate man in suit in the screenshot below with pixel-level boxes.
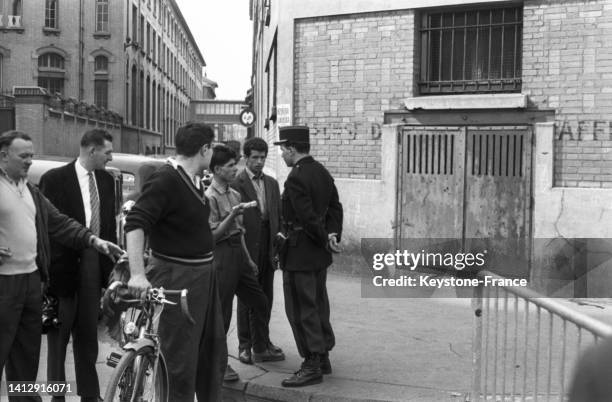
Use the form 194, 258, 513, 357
39, 129, 117, 402
232, 138, 285, 364
274, 126, 343, 387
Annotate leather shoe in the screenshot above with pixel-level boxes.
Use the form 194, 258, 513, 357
320, 353, 332, 375
253, 347, 285, 362
239, 348, 253, 364
268, 341, 283, 354
224, 364, 239, 382
281, 356, 323, 387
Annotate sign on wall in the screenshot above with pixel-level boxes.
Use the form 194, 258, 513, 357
276, 104, 291, 127
239, 108, 256, 127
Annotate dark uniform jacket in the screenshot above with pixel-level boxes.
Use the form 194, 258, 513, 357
39, 161, 117, 296
569, 336, 612, 402
231, 169, 281, 268
281, 156, 343, 271
26, 182, 94, 284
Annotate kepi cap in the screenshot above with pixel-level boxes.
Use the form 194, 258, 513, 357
273, 125, 310, 145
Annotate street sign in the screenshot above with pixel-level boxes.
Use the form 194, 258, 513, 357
276, 104, 291, 127
239, 108, 256, 127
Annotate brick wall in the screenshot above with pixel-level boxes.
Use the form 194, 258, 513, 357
293, 10, 415, 179
523, 0, 612, 187
15, 103, 122, 157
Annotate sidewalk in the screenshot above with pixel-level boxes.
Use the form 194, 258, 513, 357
30, 270, 474, 402
222, 270, 475, 402
28, 268, 612, 401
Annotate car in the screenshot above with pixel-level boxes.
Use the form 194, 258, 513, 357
107, 153, 167, 201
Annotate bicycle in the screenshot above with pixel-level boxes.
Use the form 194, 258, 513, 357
102, 280, 194, 402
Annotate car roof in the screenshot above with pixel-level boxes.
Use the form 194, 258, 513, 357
107, 153, 166, 173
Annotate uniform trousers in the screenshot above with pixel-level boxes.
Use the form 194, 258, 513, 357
214, 236, 269, 353
0, 271, 43, 402
47, 248, 101, 399
237, 221, 274, 351
283, 268, 335, 357
146, 255, 227, 402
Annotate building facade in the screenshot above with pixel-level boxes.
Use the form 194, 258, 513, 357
250, 0, 612, 295
0, 0, 206, 154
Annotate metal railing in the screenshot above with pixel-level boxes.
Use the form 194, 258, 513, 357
471, 270, 612, 401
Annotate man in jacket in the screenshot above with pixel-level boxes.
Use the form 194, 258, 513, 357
39, 129, 117, 402
232, 138, 285, 364
0, 130, 122, 401
274, 126, 343, 387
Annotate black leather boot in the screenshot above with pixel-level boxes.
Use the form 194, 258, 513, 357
281, 354, 323, 387
320, 353, 332, 375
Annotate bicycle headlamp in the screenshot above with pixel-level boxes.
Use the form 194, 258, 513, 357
124, 321, 137, 335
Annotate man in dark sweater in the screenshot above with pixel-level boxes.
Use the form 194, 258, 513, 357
124, 123, 226, 402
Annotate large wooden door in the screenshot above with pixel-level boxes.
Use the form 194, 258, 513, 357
396, 126, 464, 256
396, 124, 532, 277
463, 126, 532, 278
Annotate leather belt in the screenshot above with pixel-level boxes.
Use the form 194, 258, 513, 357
152, 251, 214, 266
218, 233, 242, 247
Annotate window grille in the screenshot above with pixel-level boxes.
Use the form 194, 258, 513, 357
38, 77, 63, 95
95, 0, 108, 32
419, 6, 522, 95
95, 80, 108, 109
45, 0, 57, 29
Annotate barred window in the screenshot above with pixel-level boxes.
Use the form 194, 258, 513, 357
95, 79, 108, 109
96, 0, 109, 32
38, 77, 64, 95
419, 6, 522, 95
45, 0, 58, 29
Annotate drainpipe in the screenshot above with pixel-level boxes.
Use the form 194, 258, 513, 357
137, 0, 142, 153
78, 0, 84, 100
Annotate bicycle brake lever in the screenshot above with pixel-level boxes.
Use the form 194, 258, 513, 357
160, 299, 177, 305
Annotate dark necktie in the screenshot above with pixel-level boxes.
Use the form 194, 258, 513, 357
88, 172, 100, 236
253, 174, 265, 214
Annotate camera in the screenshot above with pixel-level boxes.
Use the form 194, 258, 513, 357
42, 293, 61, 334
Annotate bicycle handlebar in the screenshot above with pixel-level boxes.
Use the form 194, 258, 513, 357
104, 281, 195, 324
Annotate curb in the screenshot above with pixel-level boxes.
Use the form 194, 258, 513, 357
221, 357, 465, 402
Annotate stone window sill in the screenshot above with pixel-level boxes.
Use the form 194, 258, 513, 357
93, 32, 111, 39
402, 93, 528, 110
2, 26, 24, 33
43, 27, 60, 35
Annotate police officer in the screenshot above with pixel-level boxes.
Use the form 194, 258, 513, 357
273, 126, 343, 387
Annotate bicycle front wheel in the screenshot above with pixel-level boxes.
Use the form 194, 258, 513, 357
104, 346, 169, 402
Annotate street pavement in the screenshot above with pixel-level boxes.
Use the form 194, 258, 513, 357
10, 268, 612, 401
